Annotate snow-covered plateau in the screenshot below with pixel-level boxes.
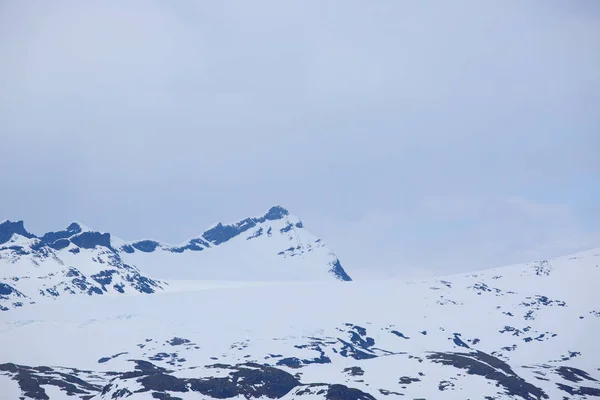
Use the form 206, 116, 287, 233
1, 206, 599, 399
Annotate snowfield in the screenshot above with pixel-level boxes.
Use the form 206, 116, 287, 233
1, 208, 599, 399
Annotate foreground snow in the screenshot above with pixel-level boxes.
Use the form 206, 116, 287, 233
1, 249, 599, 399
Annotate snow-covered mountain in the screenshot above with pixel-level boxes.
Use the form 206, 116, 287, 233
0, 220, 164, 311
114, 205, 350, 282
1, 208, 599, 399
0, 206, 351, 311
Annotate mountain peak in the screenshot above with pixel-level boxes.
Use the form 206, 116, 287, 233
1, 205, 351, 283
0, 220, 35, 244
109, 205, 352, 282
263, 205, 289, 220
40, 221, 85, 245
0, 219, 24, 228
200, 205, 293, 246
66, 222, 83, 231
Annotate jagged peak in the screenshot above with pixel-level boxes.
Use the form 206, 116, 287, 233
0, 219, 112, 250
201, 205, 294, 246
65, 221, 93, 233
204, 205, 290, 231
4, 205, 302, 253
129, 239, 162, 253
38, 221, 101, 247
115, 205, 299, 253
69, 231, 112, 249
1, 206, 352, 282
0, 220, 36, 244
263, 205, 289, 220
0, 219, 25, 227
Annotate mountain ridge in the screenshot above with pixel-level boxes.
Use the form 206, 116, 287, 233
1, 205, 302, 251
0, 205, 352, 311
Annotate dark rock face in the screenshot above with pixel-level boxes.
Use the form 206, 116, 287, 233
293, 384, 376, 399
132, 240, 161, 253
1, 220, 119, 260
70, 232, 112, 249
40, 223, 83, 246
167, 337, 191, 346
0, 362, 103, 399
276, 357, 303, 368
91, 269, 118, 288
247, 227, 263, 240
117, 362, 301, 399
556, 366, 598, 383
438, 380, 455, 391
121, 244, 135, 253
0, 220, 35, 245
452, 333, 470, 348
139, 373, 189, 392
343, 367, 365, 376
170, 238, 211, 253
203, 223, 243, 246
202, 206, 291, 246
98, 352, 127, 364
263, 206, 289, 221
325, 384, 377, 400
556, 383, 600, 397
0, 282, 22, 297
2, 245, 29, 255
0, 282, 26, 310
275, 339, 332, 369
0, 356, 381, 400
47, 238, 71, 250
427, 351, 548, 400
123, 273, 161, 294
279, 223, 294, 233
390, 330, 410, 339
398, 376, 420, 384
1, 220, 113, 250
333, 324, 389, 361
276, 352, 331, 369
330, 260, 352, 281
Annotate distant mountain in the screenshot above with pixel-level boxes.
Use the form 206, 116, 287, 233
0, 220, 164, 312
114, 205, 351, 282
0, 206, 351, 310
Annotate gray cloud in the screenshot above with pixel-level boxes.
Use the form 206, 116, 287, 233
1, 0, 598, 278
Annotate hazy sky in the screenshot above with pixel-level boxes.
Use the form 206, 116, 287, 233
1, 0, 599, 279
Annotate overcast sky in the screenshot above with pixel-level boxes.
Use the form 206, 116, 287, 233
1, 0, 599, 279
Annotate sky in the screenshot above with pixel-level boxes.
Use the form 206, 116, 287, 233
1, 0, 599, 279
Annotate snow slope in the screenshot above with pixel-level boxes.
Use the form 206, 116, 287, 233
1, 248, 599, 399
115, 205, 350, 282
0, 206, 351, 310
0, 221, 164, 311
